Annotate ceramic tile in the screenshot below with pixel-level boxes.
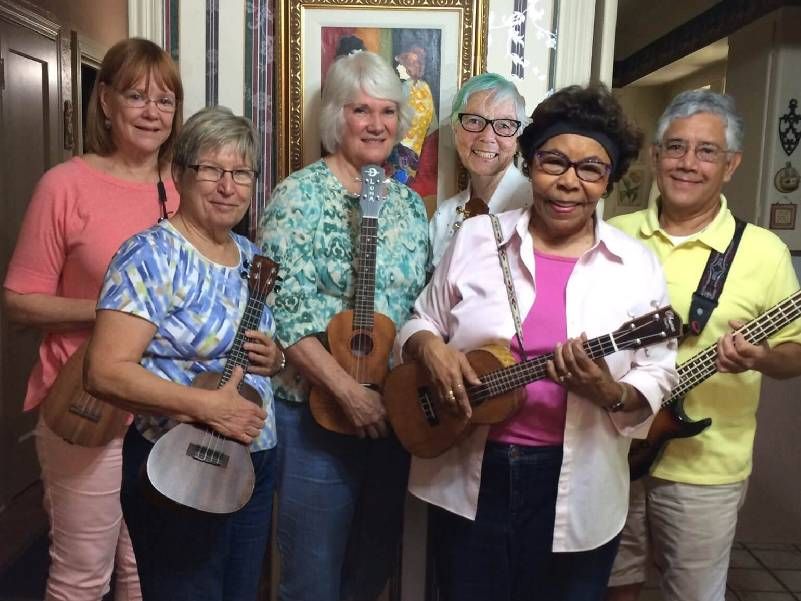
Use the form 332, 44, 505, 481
774, 570, 801, 592
727, 568, 785, 592
732, 548, 763, 568
752, 550, 801, 570
737, 593, 796, 601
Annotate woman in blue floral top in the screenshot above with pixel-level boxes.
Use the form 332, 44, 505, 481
259, 51, 430, 601
86, 107, 283, 601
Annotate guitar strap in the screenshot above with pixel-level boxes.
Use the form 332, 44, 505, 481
685, 217, 747, 336
490, 214, 528, 360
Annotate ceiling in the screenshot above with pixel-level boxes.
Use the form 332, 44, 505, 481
626, 38, 729, 87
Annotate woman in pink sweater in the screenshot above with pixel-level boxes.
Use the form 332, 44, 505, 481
3, 38, 183, 601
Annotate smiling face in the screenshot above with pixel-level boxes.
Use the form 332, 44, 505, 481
174, 144, 253, 233
337, 88, 399, 169
652, 112, 741, 217
454, 90, 519, 180
528, 133, 610, 247
100, 71, 176, 161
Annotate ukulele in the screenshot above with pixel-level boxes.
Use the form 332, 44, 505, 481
628, 289, 801, 480
146, 255, 280, 514
308, 164, 396, 435
383, 306, 683, 459
42, 341, 131, 446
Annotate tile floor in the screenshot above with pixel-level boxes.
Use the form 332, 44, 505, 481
640, 541, 801, 601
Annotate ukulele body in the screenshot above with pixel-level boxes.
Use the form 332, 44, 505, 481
309, 309, 396, 435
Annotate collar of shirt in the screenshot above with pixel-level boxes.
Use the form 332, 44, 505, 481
638, 193, 736, 254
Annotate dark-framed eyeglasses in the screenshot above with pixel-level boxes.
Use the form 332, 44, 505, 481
118, 89, 178, 113
188, 164, 258, 186
457, 113, 521, 137
658, 139, 732, 163
533, 150, 611, 183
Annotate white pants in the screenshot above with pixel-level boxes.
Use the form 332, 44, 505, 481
608, 476, 747, 601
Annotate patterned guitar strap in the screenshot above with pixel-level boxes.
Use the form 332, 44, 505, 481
490, 214, 528, 360
684, 217, 747, 337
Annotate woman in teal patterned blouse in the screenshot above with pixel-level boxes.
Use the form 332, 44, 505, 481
259, 51, 430, 601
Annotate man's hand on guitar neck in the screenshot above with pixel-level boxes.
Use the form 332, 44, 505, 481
717, 319, 801, 378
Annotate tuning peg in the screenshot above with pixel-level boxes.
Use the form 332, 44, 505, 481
273, 285, 281, 292
243, 259, 250, 268
240, 270, 249, 279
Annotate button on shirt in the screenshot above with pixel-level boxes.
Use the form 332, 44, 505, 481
397, 208, 678, 552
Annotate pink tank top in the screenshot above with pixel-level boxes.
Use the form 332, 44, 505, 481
488, 250, 577, 446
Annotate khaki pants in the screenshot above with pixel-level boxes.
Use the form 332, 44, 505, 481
608, 476, 747, 601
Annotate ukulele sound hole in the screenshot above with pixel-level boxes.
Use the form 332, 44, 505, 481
350, 333, 374, 357
186, 443, 229, 468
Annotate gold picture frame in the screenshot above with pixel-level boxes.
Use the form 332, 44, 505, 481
274, 0, 488, 205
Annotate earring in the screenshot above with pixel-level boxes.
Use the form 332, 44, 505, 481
104, 116, 111, 129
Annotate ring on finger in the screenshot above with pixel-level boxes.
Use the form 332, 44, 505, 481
455, 383, 465, 391
564, 371, 574, 380
446, 389, 456, 401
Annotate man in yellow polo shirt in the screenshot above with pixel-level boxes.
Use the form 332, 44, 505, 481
606, 90, 801, 601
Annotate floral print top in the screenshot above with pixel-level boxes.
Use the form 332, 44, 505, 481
258, 159, 430, 403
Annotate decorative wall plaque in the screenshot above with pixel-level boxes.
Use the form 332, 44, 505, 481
769, 202, 797, 230
779, 98, 800, 156
774, 162, 800, 194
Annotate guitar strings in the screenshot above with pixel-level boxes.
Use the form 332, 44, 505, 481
465, 313, 677, 404
664, 292, 801, 407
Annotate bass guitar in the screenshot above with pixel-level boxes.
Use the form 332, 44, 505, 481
383, 306, 682, 458
629, 288, 801, 480
42, 341, 131, 446
309, 164, 396, 435
146, 255, 280, 514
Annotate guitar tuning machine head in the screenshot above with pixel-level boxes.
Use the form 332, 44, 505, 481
240, 270, 249, 279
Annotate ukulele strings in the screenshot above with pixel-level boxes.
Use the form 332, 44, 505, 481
200, 285, 269, 459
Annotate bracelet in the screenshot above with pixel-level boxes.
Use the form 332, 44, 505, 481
606, 383, 627, 413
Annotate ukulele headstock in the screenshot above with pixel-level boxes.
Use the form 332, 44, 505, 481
612, 306, 682, 351
358, 164, 387, 219
248, 256, 281, 297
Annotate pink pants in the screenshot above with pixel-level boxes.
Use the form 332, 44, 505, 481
35, 416, 141, 601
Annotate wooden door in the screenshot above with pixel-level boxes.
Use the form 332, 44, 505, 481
0, 7, 62, 507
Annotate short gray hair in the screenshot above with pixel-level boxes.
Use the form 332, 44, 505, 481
655, 89, 744, 151
172, 106, 261, 172
319, 51, 414, 154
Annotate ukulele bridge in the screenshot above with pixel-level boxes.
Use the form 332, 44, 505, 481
186, 443, 229, 468
69, 403, 101, 423
418, 388, 439, 426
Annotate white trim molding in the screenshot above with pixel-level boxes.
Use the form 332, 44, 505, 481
553, 0, 596, 88
128, 0, 164, 43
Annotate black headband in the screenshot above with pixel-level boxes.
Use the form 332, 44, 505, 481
525, 120, 620, 174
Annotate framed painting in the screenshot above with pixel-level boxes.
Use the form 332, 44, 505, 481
275, 0, 489, 211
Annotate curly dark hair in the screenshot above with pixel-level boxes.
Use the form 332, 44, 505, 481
518, 84, 642, 190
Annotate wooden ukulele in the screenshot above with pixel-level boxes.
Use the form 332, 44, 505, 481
629, 289, 801, 480
309, 164, 396, 435
146, 255, 280, 514
384, 306, 683, 458
42, 341, 131, 446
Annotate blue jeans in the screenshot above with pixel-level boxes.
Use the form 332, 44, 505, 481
431, 442, 620, 601
275, 399, 410, 601
120, 425, 275, 601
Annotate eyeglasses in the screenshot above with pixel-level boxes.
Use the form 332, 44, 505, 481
659, 139, 731, 163
118, 89, 178, 113
533, 150, 611, 183
457, 113, 521, 137
188, 164, 258, 186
